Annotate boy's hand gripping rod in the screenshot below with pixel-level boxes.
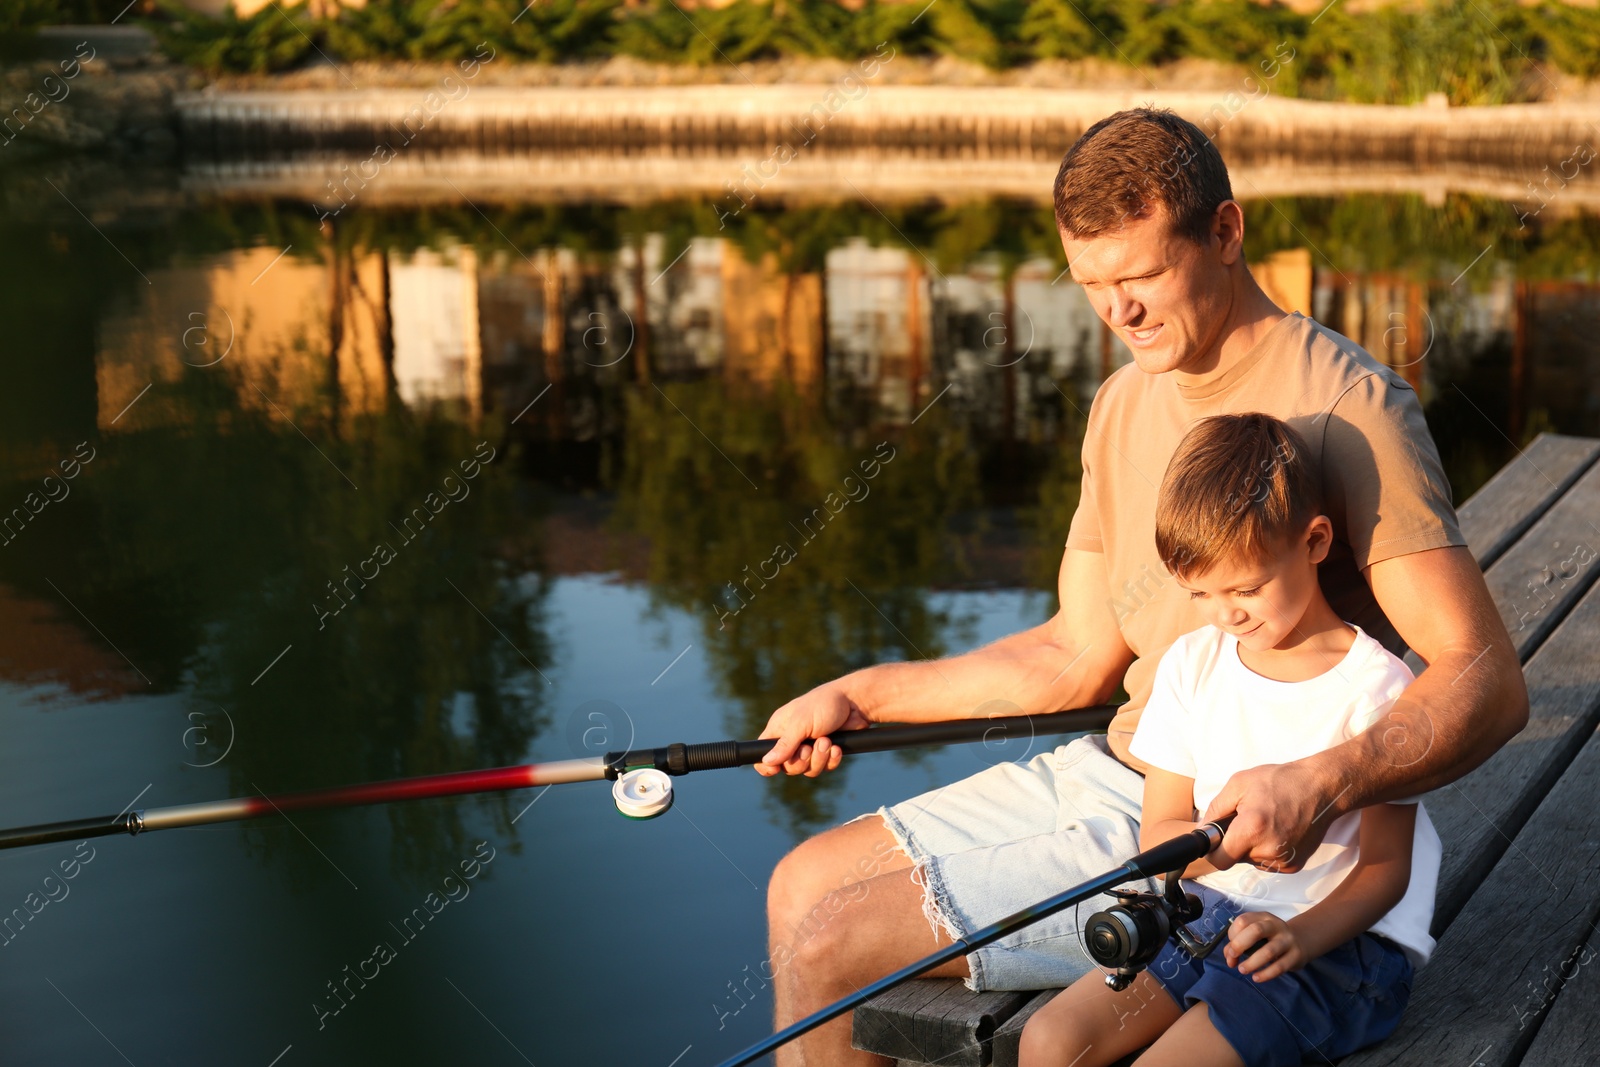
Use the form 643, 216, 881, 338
713, 819, 1230, 1067
0, 705, 1119, 851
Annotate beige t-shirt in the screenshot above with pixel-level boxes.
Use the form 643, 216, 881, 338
1066, 312, 1465, 771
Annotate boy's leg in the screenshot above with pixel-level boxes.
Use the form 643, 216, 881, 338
1019, 971, 1181, 1067
1132, 1003, 1246, 1067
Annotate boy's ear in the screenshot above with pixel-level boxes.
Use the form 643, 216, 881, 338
1306, 515, 1334, 565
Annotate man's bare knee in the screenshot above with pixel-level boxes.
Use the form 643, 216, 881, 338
768, 841, 842, 929
788, 888, 859, 973
787, 864, 972, 994
768, 815, 906, 932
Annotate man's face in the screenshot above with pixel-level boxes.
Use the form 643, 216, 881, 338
1059, 207, 1236, 376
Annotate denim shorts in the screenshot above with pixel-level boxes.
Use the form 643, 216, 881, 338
874, 734, 1153, 991
1148, 885, 1413, 1067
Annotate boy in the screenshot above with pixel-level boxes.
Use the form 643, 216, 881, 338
1019, 413, 1440, 1067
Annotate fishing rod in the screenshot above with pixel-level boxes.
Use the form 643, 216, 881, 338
714, 818, 1230, 1067
0, 704, 1118, 852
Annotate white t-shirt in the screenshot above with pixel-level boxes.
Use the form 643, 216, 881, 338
1128, 624, 1440, 969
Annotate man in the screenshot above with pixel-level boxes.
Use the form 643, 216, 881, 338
756, 108, 1528, 1066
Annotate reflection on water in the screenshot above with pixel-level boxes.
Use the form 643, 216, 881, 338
0, 177, 1598, 1063
8, 188, 1600, 831
1, 375, 551, 874
65, 194, 1600, 492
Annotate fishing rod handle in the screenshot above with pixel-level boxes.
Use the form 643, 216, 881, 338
0, 812, 143, 850
602, 704, 1120, 779
1126, 819, 1228, 878
603, 739, 771, 778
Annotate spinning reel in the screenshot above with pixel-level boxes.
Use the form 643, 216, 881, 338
1083, 826, 1249, 991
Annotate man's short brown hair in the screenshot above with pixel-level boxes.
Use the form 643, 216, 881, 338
1155, 413, 1321, 579
1053, 107, 1233, 244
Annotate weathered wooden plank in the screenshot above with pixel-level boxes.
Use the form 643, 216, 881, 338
854, 978, 1028, 1066
915, 983, 1031, 1067
1426, 576, 1600, 932
1481, 455, 1600, 662
853, 979, 959, 1062
1516, 927, 1600, 1067
1383, 438, 1600, 931
1456, 433, 1600, 569
1338, 722, 1600, 1064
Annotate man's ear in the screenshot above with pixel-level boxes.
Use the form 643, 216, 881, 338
1213, 200, 1246, 266
1306, 515, 1334, 565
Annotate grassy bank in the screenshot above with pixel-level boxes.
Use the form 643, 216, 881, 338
12, 0, 1600, 106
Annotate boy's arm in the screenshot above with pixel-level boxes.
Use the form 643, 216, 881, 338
1226, 802, 1416, 981
1140, 766, 1226, 878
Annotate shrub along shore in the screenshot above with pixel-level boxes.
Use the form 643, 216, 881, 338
10, 0, 1600, 106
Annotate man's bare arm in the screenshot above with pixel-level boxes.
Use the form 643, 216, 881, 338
755, 547, 1136, 777
1338, 545, 1528, 794
1205, 544, 1529, 869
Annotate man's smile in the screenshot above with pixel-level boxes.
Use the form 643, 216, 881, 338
1126, 323, 1164, 347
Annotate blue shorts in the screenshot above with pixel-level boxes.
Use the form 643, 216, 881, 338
1148, 886, 1414, 1067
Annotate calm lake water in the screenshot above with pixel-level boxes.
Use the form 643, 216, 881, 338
1, 158, 1598, 1065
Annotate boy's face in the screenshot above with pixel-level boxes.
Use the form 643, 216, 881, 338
1174, 517, 1333, 654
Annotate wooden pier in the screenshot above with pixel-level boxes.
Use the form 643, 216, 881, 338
852, 433, 1600, 1066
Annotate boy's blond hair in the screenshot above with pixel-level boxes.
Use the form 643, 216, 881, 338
1155, 413, 1322, 580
